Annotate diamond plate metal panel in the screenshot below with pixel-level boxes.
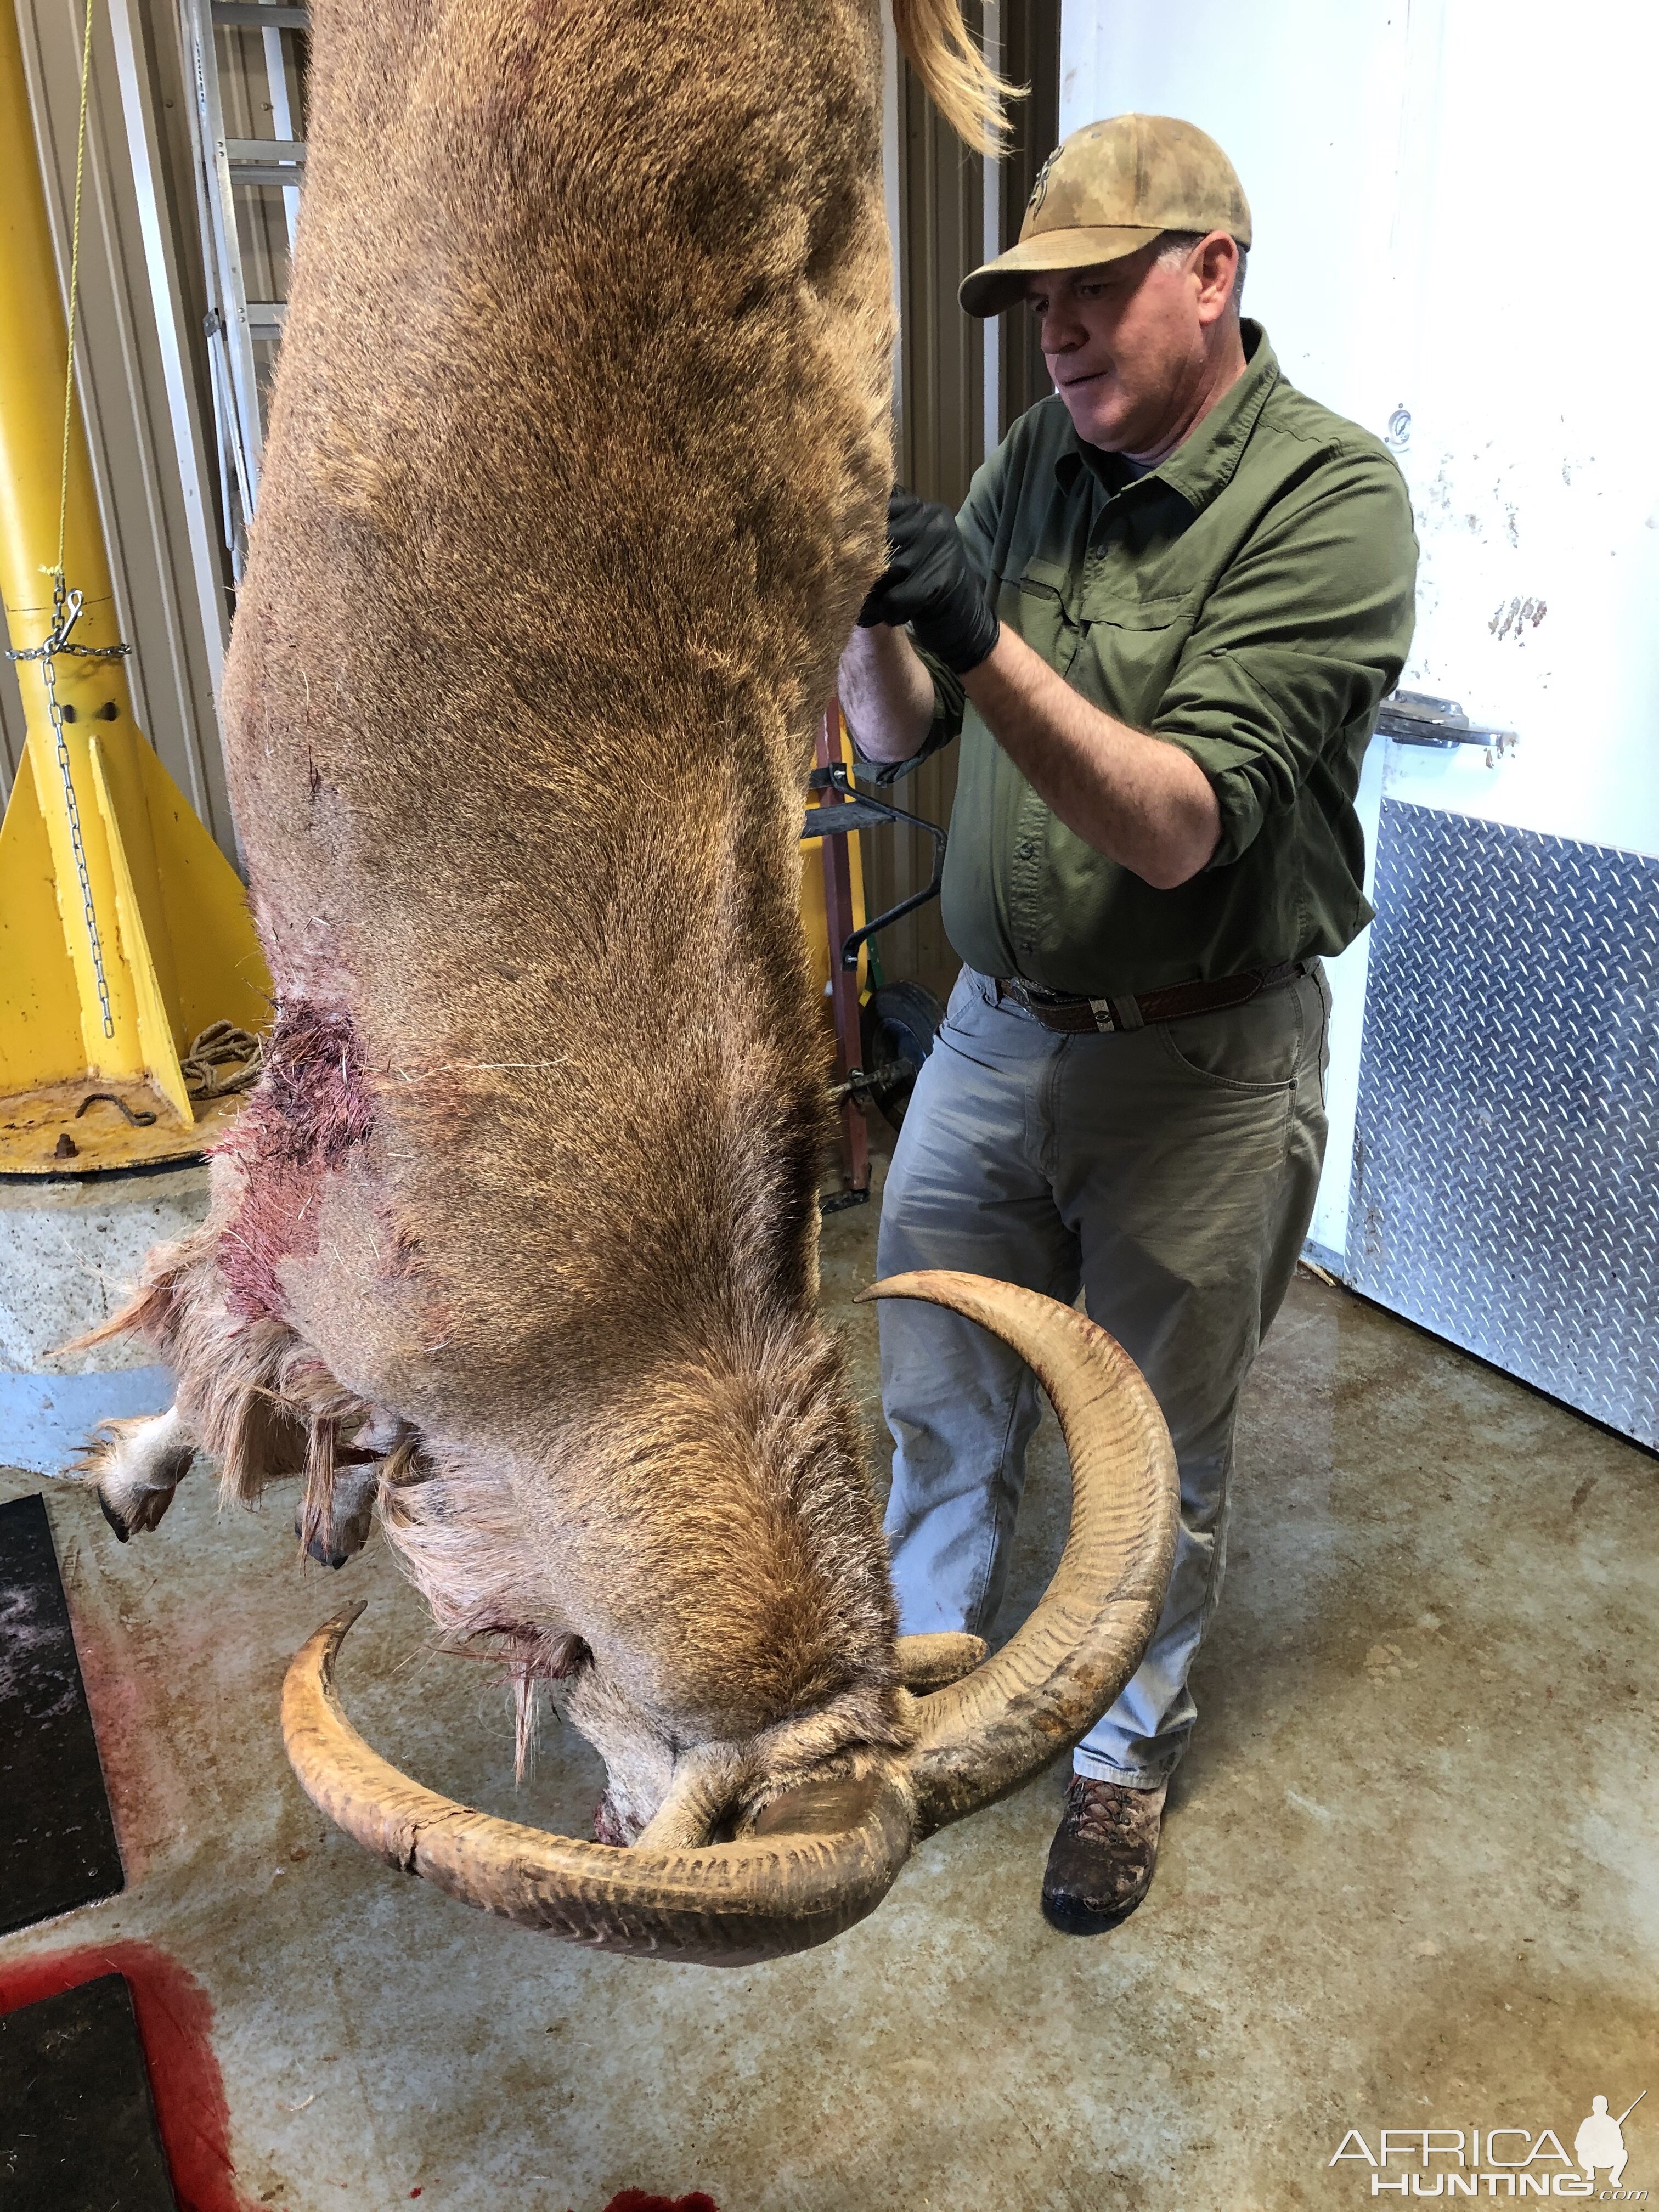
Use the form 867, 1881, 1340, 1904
1347, 800, 1659, 1447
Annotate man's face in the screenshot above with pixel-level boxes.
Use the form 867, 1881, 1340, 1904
1028, 235, 1236, 459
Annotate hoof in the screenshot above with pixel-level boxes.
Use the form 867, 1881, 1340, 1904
96, 1489, 132, 1544
295, 1503, 373, 1570
94, 1480, 176, 1540
74, 1410, 193, 1541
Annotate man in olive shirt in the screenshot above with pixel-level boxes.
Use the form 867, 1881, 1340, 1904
839, 114, 1417, 1933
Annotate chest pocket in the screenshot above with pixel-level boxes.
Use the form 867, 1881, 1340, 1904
996, 556, 1081, 677
996, 553, 1198, 721
1069, 585, 1195, 727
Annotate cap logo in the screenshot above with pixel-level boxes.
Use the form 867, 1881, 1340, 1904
1027, 144, 1061, 218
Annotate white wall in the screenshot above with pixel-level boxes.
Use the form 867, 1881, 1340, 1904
1364, 0, 1659, 861
1058, 1, 1410, 439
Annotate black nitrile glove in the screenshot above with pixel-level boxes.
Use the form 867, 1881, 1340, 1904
857, 486, 1000, 675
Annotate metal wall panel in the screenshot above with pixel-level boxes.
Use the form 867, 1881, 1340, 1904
1, 0, 237, 860
1348, 799, 1659, 1447
996, 0, 1058, 433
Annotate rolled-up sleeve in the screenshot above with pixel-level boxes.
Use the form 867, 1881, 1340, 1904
1151, 453, 1418, 868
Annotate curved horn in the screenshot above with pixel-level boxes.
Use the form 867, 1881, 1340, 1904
859, 1271, 1178, 1836
283, 1602, 915, 1966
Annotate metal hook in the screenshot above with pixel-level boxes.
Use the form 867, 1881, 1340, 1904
74, 1092, 158, 1127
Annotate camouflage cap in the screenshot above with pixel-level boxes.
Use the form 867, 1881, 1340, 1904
960, 112, 1251, 317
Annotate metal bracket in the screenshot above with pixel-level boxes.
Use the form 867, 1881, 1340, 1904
819, 1186, 871, 1214
825, 1058, 912, 1109
801, 761, 947, 970
1377, 689, 1517, 754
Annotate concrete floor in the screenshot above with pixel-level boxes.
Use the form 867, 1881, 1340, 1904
2, 1153, 1655, 2211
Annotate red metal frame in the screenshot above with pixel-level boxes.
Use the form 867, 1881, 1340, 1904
814, 703, 869, 1204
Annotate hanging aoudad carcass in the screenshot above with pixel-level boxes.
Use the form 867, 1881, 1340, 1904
74, 0, 1179, 1963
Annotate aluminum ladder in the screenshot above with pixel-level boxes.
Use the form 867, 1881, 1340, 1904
177, 0, 308, 579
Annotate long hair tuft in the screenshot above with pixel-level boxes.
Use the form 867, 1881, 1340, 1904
891, 0, 1018, 153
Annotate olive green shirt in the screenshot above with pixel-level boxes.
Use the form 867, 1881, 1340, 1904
903, 322, 1418, 996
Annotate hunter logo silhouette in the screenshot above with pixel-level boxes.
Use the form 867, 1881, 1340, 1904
1574, 2092, 1644, 2189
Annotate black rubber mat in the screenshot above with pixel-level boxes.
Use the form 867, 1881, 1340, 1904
0, 1493, 123, 1936
0, 1973, 177, 2210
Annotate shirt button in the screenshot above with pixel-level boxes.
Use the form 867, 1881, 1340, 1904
1018, 840, 1034, 858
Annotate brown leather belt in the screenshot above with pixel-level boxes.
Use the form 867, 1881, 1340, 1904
994, 960, 1307, 1036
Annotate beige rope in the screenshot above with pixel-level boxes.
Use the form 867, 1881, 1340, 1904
182, 1021, 264, 1099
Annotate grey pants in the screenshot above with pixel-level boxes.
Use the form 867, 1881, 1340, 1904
878, 962, 1330, 1786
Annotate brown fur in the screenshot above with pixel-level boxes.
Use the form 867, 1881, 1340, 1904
81, 0, 1001, 1838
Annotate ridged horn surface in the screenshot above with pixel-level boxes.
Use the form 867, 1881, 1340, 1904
860, 1271, 1178, 1835
282, 1601, 915, 1965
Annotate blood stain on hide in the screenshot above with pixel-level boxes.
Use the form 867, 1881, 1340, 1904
0, 1939, 255, 2210
219, 1003, 376, 1322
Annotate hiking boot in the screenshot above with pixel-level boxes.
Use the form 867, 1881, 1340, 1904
1041, 1774, 1168, 1934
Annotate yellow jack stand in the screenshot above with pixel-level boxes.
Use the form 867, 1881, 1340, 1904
0, 3, 270, 1175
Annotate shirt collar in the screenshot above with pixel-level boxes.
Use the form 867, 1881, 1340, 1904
1053, 320, 1280, 514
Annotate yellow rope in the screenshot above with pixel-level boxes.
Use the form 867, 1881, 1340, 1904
55, 0, 97, 580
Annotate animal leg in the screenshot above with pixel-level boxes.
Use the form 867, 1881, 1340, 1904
293, 1444, 383, 1570
70, 1204, 370, 1554
73, 1403, 199, 1542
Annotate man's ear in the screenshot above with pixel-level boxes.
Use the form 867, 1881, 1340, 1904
1194, 232, 1240, 325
